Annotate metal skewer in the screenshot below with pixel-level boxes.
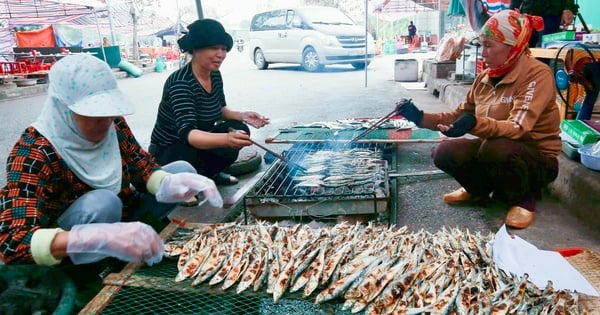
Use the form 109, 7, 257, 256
228, 128, 307, 172
348, 99, 412, 144
348, 108, 398, 144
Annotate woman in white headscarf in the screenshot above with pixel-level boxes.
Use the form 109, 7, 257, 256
0, 54, 222, 266
397, 9, 560, 229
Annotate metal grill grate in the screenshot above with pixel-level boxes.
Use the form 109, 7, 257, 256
99, 259, 352, 315
244, 143, 393, 219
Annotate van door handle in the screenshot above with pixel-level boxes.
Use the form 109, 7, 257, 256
278, 32, 287, 38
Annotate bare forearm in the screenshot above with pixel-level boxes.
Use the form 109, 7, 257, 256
221, 107, 242, 121
50, 231, 69, 260
188, 129, 229, 149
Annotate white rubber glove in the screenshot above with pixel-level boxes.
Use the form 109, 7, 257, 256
66, 222, 164, 266
155, 172, 223, 208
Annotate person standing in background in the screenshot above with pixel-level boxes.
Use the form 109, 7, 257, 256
510, 0, 579, 47
102, 36, 110, 46
407, 21, 417, 45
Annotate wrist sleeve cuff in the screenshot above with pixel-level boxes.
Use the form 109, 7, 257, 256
147, 170, 170, 195
31, 228, 64, 266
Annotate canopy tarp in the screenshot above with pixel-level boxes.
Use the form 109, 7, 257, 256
0, 0, 174, 54
145, 21, 187, 38
0, 0, 105, 54
15, 25, 56, 47
0, 0, 107, 25
371, 0, 438, 20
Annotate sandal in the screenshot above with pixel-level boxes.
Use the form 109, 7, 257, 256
180, 196, 199, 207
212, 172, 239, 185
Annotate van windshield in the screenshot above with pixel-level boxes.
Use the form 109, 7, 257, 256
300, 7, 355, 26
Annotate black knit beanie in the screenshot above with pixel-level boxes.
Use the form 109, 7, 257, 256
178, 19, 233, 53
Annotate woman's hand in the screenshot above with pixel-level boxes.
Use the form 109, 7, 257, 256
436, 113, 476, 137
241, 111, 270, 128
226, 129, 252, 148
66, 222, 164, 266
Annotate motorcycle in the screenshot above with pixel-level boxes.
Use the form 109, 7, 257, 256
236, 39, 244, 53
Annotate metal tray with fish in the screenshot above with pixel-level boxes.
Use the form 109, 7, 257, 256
244, 143, 391, 219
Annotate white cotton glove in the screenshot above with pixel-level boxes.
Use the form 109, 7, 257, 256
66, 222, 164, 266
155, 173, 223, 208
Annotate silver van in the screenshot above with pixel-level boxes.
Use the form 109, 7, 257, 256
247, 6, 375, 72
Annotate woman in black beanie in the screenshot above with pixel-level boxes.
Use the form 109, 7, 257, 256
149, 19, 269, 185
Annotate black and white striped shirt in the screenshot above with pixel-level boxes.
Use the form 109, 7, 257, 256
150, 63, 226, 146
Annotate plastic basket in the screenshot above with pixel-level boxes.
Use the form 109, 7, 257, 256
578, 143, 600, 171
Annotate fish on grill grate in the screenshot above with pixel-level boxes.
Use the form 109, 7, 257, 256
163, 222, 589, 314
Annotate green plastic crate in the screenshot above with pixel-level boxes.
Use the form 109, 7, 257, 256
542, 31, 575, 44
560, 120, 600, 145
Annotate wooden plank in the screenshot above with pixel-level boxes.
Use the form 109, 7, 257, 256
78, 222, 187, 314
77, 284, 123, 315
530, 48, 567, 61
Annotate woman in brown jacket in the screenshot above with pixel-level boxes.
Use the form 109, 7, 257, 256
397, 10, 561, 229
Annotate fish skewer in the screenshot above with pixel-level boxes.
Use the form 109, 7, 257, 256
229, 127, 307, 172
347, 99, 412, 144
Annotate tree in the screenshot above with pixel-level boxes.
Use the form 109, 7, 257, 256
128, 0, 159, 60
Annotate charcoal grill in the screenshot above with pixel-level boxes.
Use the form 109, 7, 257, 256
244, 142, 393, 220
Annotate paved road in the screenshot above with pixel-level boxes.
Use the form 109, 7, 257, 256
1, 51, 599, 255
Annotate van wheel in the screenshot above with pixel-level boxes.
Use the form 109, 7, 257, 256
351, 61, 370, 70
302, 47, 323, 72
254, 49, 268, 70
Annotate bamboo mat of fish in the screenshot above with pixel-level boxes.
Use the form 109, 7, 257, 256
81, 222, 599, 314
566, 250, 600, 314
80, 222, 352, 314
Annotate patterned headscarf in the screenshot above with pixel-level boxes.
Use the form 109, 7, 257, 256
480, 9, 544, 77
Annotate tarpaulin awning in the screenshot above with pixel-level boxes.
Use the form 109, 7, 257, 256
15, 25, 56, 47
0, 0, 106, 53
371, 0, 438, 20
482, 0, 510, 15
0, 0, 174, 31
447, 0, 465, 16
0, 0, 107, 25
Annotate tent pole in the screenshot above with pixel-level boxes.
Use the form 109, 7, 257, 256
364, 0, 368, 88
106, 0, 117, 45
195, 0, 204, 19
94, 9, 108, 64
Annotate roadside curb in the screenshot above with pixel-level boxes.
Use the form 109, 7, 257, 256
0, 65, 158, 102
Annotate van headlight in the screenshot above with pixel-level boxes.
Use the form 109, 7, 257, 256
317, 33, 340, 47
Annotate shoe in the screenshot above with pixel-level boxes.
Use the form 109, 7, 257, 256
443, 187, 472, 205
505, 206, 535, 229
212, 172, 239, 186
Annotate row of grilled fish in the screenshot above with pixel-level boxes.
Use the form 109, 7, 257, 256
292, 149, 386, 190
163, 222, 588, 314
294, 118, 415, 131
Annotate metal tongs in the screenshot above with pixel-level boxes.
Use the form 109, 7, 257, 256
348, 99, 412, 144
228, 128, 307, 172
